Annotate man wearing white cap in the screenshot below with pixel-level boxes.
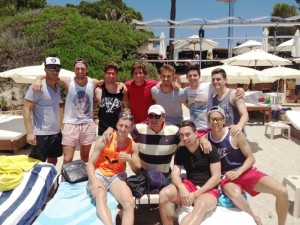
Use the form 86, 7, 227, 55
35, 58, 100, 163
23, 56, 62, 165
103, 104, 179, 177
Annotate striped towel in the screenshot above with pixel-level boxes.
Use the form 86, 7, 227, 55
33, 181, 119, 225
0, 163, 58, 225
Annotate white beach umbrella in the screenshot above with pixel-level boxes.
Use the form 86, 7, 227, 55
277, 39, 293, 52
200, 64, 273, 84
233, 40, 262, 55
174, 35, 219, 52
292, 29, 300, 57
261, 28, 269, 52
261, 66, 300, 96
0, 64, 74, 83
221, 49, 292, 68
159, 32, 166, 59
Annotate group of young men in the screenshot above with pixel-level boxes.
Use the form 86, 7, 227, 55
23, 57, 288, 225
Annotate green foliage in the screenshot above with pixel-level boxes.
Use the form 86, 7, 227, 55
270, 3, 299, 45
0, 0, 46, 16
67, 0, 142, 24
0, 6, 153, 82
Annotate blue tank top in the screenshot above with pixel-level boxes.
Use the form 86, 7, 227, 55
207, 127, 246, 174
213, 89, 240, 127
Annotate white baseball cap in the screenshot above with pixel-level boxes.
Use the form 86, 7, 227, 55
148, 104, 165, 115
45, 57, 61, 66
208, 106, 226, 118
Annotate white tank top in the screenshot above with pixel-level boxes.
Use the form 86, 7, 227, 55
63, 77, 94, 124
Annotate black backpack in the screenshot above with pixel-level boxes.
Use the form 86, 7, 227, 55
126, 170, 169, 198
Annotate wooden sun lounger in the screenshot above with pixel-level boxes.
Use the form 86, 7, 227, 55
0, 115, 27, 154
246, 105, 272, 125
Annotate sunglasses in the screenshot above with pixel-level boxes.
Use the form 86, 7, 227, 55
119, 112, 134, 121
148, 114, 162, 119
208, 117, 224, 123
47, 66, 61, 72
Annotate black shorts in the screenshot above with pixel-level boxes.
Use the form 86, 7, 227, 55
29, 133, 63, 162
295, 85, 300, 95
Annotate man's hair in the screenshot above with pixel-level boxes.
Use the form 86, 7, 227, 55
211, 68, 227, 79
104, 61, 118, 73
179, 120, 196, 132
73, 58, 88, 68
186, 65, 200, 76
159, 64, 176, 75
131, 60, 147, 75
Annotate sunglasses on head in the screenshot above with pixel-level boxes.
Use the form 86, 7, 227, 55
148, 114, 161, 119
208, 117, 224, 123
119, 112, 134, 121
47, 65, 61, 72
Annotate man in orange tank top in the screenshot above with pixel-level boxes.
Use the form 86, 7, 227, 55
87, 112, 141, 225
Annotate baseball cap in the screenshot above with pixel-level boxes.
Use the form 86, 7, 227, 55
45, 57, 61, 66
148, 104, 165, 115
208, 106, 226, 118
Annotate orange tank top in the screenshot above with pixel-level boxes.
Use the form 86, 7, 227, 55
94, 132, 133, 176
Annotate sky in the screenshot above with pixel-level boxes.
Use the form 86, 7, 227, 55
47, 0, 299, 48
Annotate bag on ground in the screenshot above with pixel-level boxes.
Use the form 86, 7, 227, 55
62, 160, 88, 184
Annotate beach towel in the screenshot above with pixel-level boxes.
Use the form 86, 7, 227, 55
0, 163, 58, 225
177, 205, 256, 225
34, 181, 119, 225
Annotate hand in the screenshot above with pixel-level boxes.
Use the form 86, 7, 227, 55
236, 88, 245, 99
225, 170, 241, 181
119, 152, 131, 163
229, 124, 243, 136
199, 137, 212, 154
179, 186, 193, 206
33, 81, 42, 93
97, 80, 105, 88
89, 182, 105, 199
101, 128, 113, 145
172, 82, 180, 90
27, 133, 37, 146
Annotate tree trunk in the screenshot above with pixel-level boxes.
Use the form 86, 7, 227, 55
169, 0, 176, 60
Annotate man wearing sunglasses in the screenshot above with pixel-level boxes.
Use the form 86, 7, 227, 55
211, 68, 249, 136
23, 57, 62, 165
207, 106, 288, 225
34, 58, 100, 164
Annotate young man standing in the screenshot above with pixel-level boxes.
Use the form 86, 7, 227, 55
125, 60, 157, 123
211, 67, 249, 136
207, 106, 288, 225
159, 120, 221, 225
87, 112, 140, 225
23, 57, 62, 165
95, 61, 128, 135
151, 64, 187, 126
35, 58, 100, 163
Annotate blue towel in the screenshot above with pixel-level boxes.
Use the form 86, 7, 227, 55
0, 163, 58, 225
34, 181, 119, 225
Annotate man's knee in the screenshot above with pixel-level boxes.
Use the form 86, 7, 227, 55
274, 185, 288, 200
122, 197, 135, 211
159, 187, 172, 204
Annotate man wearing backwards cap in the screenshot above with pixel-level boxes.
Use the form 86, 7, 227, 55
23, 57, 62, 165
207, 106, 288, 225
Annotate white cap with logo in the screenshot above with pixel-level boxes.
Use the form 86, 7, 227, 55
45, 57, 61, 66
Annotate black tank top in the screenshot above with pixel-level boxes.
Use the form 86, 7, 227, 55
98, 86, 123, 135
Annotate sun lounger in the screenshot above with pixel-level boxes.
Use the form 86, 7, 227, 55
286, 110, 300, 130
0, 162, 58, 225
33, 181, 119, 225
0, 115, 27, 154
176, 205, 256, 225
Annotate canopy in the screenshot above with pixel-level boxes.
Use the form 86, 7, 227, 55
200, 64, 273, 84
221, 49, 292, 68
0, 64, 74, 83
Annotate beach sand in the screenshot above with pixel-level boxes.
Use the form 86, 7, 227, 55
4, 112, 300, 225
